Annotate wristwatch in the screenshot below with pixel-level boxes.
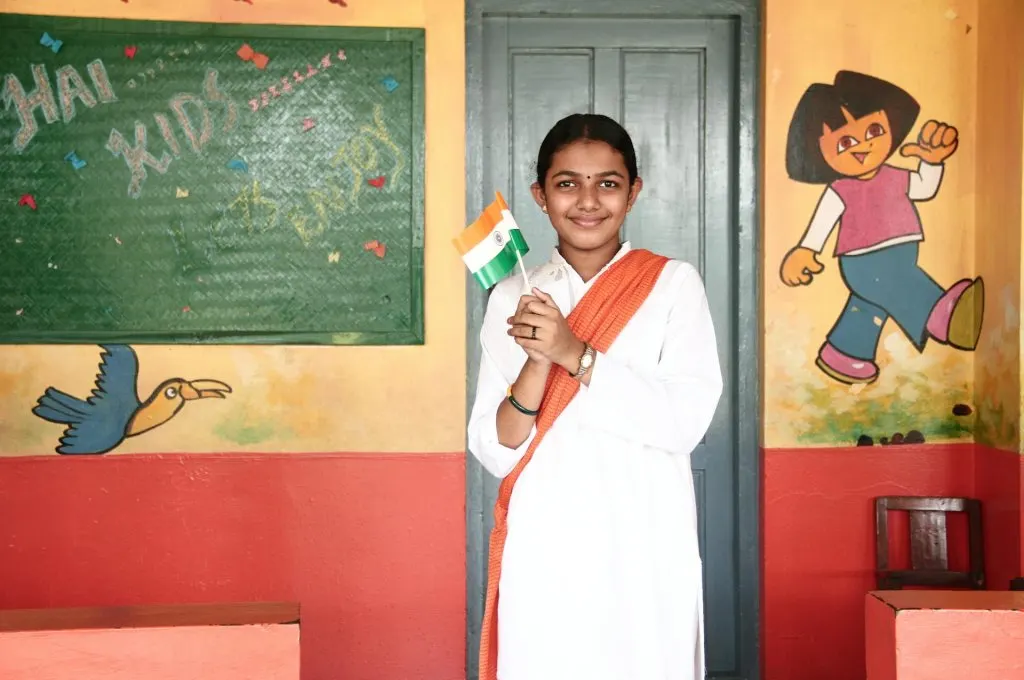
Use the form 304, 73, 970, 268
571, 343, 595, 379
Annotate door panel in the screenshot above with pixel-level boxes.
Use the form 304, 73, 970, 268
480, 15, 742, 678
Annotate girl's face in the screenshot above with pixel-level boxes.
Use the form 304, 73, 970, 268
531, 139, 641, 256
819, 107, 893, 177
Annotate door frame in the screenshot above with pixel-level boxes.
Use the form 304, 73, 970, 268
463, 1, 762, 678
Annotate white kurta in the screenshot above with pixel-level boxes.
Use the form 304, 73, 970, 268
468, 242, 723, 680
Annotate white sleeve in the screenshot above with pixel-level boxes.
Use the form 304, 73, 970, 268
466, 285, 536, 478
798, 187, 845, 253
579, 263, 723, 456
908, 161, 943, 200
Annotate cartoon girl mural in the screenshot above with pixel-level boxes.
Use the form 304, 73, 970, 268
781, 70, 983, 385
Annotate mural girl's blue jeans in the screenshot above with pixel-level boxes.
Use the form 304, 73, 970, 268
826, 242, 944, 361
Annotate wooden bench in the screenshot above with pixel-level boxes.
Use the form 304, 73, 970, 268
866, 590, 1024, 680
0, 602, 300, 680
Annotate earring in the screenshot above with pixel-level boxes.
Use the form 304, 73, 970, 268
542, 205, 548, 213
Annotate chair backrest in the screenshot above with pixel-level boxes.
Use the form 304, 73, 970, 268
874, 496, 984, 589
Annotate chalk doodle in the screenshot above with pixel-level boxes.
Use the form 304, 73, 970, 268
2, 60, 117, 152
124, 42, 205, 90
247, 48, 347, 113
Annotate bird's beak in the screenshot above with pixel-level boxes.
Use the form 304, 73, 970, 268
181, 379, 233, 400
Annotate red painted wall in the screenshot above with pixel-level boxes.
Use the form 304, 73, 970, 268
974, 445, 1024, 591
0, 453, 466, 680
764, 443, 983, 680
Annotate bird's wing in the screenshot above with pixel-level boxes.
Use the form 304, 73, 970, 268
38, 345, 142, 455
90, 344, 141, 408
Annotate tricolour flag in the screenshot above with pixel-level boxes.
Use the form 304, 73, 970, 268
453, 191, 530, 290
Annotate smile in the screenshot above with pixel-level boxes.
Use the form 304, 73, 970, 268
852, 152, 868, 164
570, 216, 606, 228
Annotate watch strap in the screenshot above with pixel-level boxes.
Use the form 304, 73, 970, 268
571, 343, 595, 379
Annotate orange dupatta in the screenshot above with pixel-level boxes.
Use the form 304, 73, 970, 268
479, 248, 670, 680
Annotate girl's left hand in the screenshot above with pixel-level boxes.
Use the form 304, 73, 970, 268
507, 288, 584, 371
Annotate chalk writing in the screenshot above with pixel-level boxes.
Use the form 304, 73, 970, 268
107, 69, 237, 197
154, 113, 181, 155
222, 180, 280, 239
2, 59, 116, 152
218, 104, 405, 246
55, 64, 97, 123
106, 122, 172, 197
171, 93, 212, 153
330, 103, 405, 203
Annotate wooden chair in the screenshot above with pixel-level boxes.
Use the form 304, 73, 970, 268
874, 496, 984, 590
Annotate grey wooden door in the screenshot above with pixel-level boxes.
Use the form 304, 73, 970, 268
466, 5, 760, 680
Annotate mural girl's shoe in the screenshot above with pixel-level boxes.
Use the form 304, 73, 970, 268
815, 342, 879, 384
926, 277, 984, 350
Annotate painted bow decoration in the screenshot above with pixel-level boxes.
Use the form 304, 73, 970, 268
40, 32, 63, 53
64, 151, 86, 170
236, 43, 270, 70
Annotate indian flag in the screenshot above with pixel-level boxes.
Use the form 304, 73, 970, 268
454, 191, 530, 290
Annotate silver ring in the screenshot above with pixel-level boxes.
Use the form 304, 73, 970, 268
531, 326, 537, 339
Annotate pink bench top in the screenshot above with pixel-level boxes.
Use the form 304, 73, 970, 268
869, 590, 1024, 612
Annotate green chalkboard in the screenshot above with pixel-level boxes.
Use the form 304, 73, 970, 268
0, 13, 424, 345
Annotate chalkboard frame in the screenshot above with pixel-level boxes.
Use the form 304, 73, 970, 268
0, 13, 425, 346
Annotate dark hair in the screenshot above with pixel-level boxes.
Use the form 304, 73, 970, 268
535, 113, 639, 186
785, 71, 920, 184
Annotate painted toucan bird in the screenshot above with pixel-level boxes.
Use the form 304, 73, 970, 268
32, 344, 232, 455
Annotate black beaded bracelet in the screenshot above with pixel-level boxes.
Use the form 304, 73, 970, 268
507, 389, 539, 416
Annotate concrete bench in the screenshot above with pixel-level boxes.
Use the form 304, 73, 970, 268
866, 590, 1024, 680
0, 602, 299, 680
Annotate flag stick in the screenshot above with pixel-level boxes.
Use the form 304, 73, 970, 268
515, 249, 531, 294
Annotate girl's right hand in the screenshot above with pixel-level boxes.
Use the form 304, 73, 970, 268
780, 246, 824, 286
507, 294, 552, 366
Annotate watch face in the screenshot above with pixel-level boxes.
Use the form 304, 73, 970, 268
581, 353, 594, 369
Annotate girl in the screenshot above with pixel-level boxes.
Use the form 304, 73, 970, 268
467, 113, 722, 680
781, 70, 983, 384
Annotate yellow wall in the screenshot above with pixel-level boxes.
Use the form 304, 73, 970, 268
974, 0, 1023, 451
764, 0, 979, 447
0, 0, 466, 455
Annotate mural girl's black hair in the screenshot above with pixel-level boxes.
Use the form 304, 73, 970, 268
785, 71, 921, 184
535, 113, 639, 186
